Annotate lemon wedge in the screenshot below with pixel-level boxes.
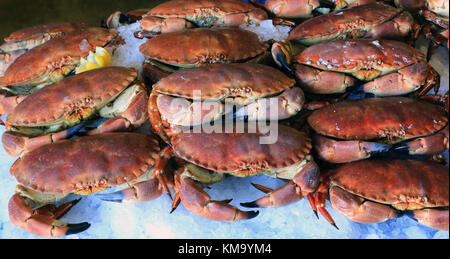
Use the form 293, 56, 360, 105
76, 47, 112, 74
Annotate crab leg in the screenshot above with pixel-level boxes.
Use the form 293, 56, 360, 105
2, 123, 85, 157
328, 185, 399, 224
241, 160, 320, 208
313, 134, 392, 163
361, 63, 440, 97
96, 177, 166, 203
409, 209, 449, 231
213, 8, 268, 27
0, 94, 27, 118
293, 64, 356, 94
393, 125, 449, 155
8, 193, 90, 237
364, 11, 418, 40
140, 16, 195, 35
175, 176, 259, 222
87, 82, 148, 135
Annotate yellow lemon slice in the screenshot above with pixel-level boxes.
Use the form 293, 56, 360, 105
76, 47, 112, 74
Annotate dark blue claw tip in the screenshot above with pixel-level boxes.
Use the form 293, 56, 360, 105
392, 143, 411, 154
240, 201, 260, 208
275, 53, 293, 74
119, 14, 132, 24
65, 222, 91, 235
245, 210, 259, 220
95, 192, 125, 203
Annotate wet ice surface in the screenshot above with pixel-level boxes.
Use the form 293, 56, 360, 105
0, 21, 448, 239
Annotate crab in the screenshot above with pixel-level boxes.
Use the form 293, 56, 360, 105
396, 0, 449, 49
2, 66, 148, 157
287, 3, 419, 46
139, 27, 269, 82
100, 123, 320, 222
249, 0, 331, 18
312, 159, 449, 231
0, 27, 118, 116
148, 63, 305, 143
306, 97, 449, 163
329, 0, 377, 9
272, 39, 440, 97
8, 132, 170, 237
133, 0, 269, 37
0, 22, 92, 76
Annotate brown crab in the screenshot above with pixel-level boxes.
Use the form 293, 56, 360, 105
2, 66, 148, 157
148, 63, 304, 143
8, 132, 169, 237
0, 27, 118, 116
136, 0, 269, 36
100, 124, 320, 222
288, 3, 418, 46
272, 39, 440, 97
396, 0, 449, 49
0, 22, 92, 76
312, 159, 449, 231
307, 97, 449, 163
139, 27, 269, 82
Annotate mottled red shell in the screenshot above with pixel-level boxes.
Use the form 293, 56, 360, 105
6, 67, 138, 127
153, 63, 295, 99
0, 27, 117, 86
171, 124, 311, 172
148, 0, 259, 17
11, 133, 160, 194
4, 22, 92, 42
295, 39, 425, 72
289, 3, 401, 42
139, 27, 268, 66
307, 97, 448, 140
331, 159, 449, 208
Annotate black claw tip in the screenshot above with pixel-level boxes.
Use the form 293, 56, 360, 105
66, 222, 91, 235
392, 143, 410, 153
119, 14, 132, 24
313, 210, 319, 219
240, 201, 260, 208
275, 53, 293, 74
331, 223, 339, 230
246, 210, 259, 219
95, 192, 124, 203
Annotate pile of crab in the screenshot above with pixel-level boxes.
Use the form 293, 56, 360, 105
0, 0, 448, 238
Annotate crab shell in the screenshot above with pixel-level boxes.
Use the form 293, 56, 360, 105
329, 159, 448, 230
0, 22, 92, 53
307, 97, 448, 141
0, 27, 117, 87
10, 132, 160, 196
139, 27, 269, 68
295, 39, 425, 81
170, 124, 312, 176
5, 66, 139, 134
288, 3, 415, 45
145, 0, 267, 27
153, 63, 302, 122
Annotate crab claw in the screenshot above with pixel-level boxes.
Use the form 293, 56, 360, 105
8, 194, 90, 237
271, 40, 294, 73
176, 176, 259, 221
313, 134, 392, 163
105, 11, 133, 29
241, 159, 320, 208
2, 123, 85, 157
96, 178, 164, 203
392, 125, 449, 155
